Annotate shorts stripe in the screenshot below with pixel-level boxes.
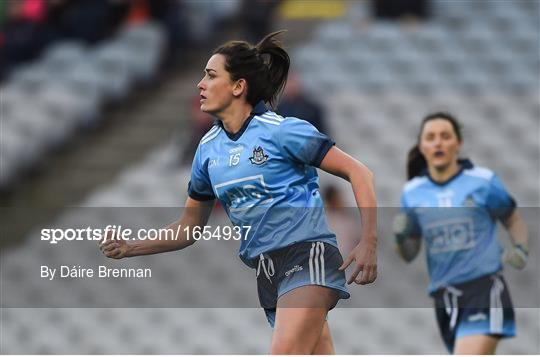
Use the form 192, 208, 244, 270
314, 242, 320, 285
308, 242, 326, 286
490, 277, 504, 334
319, 242, 326, 286
309, 243, 315, 284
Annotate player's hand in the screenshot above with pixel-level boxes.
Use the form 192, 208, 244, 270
339, 238, 377, 285
98, 231, 130, 259
503, 244, 528, 270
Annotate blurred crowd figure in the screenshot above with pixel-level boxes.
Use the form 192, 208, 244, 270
0, 0, 284, 81
5, 0, 196, 76
184, 0, 281, 48
239, 0, 281, 43
372, 0, 430, 21
277, 72, 329, 135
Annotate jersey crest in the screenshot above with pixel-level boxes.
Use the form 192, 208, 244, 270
464, 194, 477, 207
249, 146, 269, 165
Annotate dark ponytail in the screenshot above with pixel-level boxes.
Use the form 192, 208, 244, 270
213, 30, 290, 109
407, 112, 463, 179
255, 31, 290, 108
407, 145, 427, 180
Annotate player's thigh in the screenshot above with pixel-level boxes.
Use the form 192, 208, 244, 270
271, 307, 327, 355
271, 285, 338, 354
454, 334, 499, 355
312, 321, 335, 355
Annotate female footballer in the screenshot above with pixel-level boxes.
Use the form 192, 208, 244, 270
394, 112, 529, 354
100, 31, 377, 354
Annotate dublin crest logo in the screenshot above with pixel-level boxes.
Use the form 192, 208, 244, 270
464, 195, 476, 207
249, 146, 269, 165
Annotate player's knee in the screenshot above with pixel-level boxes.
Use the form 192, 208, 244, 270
312, 334, 334, 355
270, 337, 311, 355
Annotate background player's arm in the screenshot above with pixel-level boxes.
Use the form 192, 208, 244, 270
99, 197, 214, 259
319, 146, 377, 284
486, 175, 529, 269
502, 210, 529, 269
502, 210, 528, 248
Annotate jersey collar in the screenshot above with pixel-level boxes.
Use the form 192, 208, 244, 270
251, 101, 268, 115
426, 158, 474, 186
217, 101, 268, 141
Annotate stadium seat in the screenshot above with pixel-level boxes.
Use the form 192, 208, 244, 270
92, 44, 134, 101
41, 41, 87, 75
9, 63, 51, 93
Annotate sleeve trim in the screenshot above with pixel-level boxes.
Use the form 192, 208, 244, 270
487, 175, 517, 221
498, 197, 517, 222
188, 191, 216, 201
312, 140, 335, 167
187, 181, 216, 201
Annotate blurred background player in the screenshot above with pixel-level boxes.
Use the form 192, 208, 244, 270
100, 31, 377, 354
394, 112, 529, 354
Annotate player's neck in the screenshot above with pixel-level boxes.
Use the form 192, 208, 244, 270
217, 102, 253, 134
428, 161, 461, 184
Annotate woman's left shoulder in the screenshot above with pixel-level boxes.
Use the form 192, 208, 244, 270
462, 165, 496, 182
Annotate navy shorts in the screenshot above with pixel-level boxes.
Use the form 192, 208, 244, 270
432, 273, 516, 353
255, 241, 350, 327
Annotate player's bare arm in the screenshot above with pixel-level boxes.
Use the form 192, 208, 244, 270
319, 146, 377, 285
99, 197, 214, 259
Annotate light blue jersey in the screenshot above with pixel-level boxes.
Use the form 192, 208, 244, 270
188, 102, 337, 267
400, 160, 516, 293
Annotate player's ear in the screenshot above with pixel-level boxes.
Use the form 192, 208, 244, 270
232, 78, 247, 98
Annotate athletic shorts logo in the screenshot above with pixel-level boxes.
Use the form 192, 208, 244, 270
249, 146, 269, 165
468, 312, 487, 322
284, 265, 303, 277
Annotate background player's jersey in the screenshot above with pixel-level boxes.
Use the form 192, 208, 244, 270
189, 102, 337, 267
400, 160, 516, 293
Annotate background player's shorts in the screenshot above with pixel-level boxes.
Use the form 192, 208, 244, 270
432, 273, 516, 353
255, 241, 350, 327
